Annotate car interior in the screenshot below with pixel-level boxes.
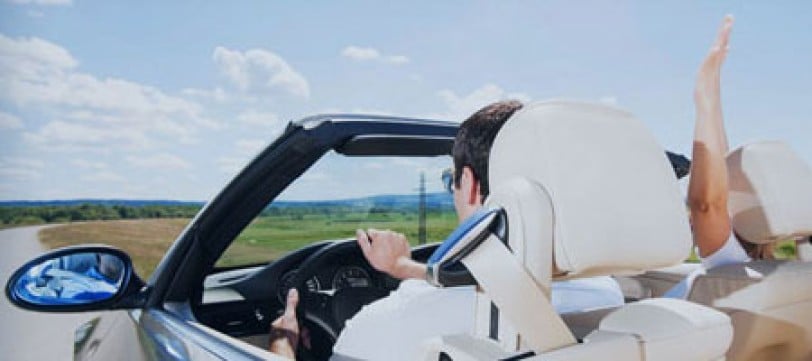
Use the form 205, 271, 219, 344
192, 137, 456, 360
616, 141, 812, 361
191, 101, 811, 361
420, 101, 812, 361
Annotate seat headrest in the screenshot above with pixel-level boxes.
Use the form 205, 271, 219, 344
727, 141, 812, 244
487, 100, 690, 279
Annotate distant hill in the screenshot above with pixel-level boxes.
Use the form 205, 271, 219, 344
0, 193, 454, 209
272, 193, 454, 209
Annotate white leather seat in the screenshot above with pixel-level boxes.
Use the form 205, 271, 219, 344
686, 141, 812, 361
422, 100, 733, 361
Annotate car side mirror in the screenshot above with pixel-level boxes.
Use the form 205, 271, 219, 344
5, 245, 146, 312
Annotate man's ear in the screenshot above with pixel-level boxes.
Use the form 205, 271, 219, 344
460, 166, 481, 206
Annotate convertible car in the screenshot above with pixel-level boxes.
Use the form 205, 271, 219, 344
6, 101, 812, 361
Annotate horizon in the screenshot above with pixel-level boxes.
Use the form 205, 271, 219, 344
2, 1, 810, 201
0, 191, 455, 205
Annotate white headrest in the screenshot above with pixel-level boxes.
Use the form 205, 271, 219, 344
727, 141, 812, 244
487, 100, 690, 279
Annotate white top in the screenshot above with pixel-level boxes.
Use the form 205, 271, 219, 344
332, 276, 624, 361
664, 233, 751, 299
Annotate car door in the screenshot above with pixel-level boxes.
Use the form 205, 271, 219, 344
75, 308, 278, 361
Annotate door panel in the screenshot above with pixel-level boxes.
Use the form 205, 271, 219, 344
75, 308, 274, 361
74, 311, 148, 361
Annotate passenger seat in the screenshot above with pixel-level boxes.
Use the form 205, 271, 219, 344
687, 141, 812, 361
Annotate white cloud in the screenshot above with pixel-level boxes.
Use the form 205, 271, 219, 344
24, 120, 151, 151
432, 83, 531, 121
8, 0, 72, 5
0, 156, 44, 181
1, 34, 217, 152
0, 33, 77, 71
126, 153, 191, 170
213, 46, 310, 98
341, 46, 410, 65
81, 171, 125, 183
0, 111, 23, 129
342, 46, 380, 61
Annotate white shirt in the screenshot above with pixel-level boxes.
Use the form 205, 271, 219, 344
664, 233, 751, 299
332, 276, 623, 361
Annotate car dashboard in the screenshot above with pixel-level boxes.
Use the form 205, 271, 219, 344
194, 241, 439, 341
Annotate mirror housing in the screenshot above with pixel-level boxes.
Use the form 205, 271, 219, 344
5, 245, 147, 312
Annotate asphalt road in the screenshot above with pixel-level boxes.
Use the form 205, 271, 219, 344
0, 225, 99, 361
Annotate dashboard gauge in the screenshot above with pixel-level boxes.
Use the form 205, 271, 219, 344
277, 270, 320, 303
332, 266, 371, 290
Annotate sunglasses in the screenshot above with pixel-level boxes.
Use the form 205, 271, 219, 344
441, 168, 454, 194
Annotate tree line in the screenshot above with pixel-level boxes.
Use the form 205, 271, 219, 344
0, 204, 202, 227
1, 202, 456, 227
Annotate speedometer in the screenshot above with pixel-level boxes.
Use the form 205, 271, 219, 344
332, 266, 371, 290
277, 270, 320, 303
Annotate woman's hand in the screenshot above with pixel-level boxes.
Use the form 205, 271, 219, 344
694, 15, 734, 119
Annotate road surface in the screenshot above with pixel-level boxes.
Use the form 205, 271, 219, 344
0, 225, 99, 361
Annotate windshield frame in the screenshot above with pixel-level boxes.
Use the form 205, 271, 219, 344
150, 115, 458, 306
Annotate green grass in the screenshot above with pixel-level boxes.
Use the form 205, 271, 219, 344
39, 218, 189, 279
36, 211, 459, 277
41, 210, 799, 277
217, 211, 458, 267
685, 239, 797, 263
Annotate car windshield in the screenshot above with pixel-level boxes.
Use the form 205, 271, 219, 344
215, 151, 457, 268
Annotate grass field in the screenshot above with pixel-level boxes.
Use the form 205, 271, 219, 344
38, 212, 798, 279
36, 210, 460, 278
39, 218, 190, 278
217, 211, 459, 267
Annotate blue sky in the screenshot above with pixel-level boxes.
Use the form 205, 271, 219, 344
1, 1, 810, 201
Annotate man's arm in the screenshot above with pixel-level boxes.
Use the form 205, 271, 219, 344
688, 15, 734, 258
356, 229, 427, 280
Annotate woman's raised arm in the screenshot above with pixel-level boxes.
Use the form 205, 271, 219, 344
688, 15, 734, 258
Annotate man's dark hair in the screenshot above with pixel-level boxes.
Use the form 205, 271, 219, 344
453, 100, 524, 198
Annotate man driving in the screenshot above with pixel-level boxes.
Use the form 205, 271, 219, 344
269, 100, 625, 359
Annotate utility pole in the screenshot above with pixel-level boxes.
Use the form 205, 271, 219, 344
418, 171, 426, 244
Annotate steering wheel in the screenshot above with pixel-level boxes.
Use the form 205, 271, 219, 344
290, 240, 394, 360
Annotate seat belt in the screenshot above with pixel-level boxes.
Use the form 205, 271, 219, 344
461, 233, 576, 353
427, 178, 576, 353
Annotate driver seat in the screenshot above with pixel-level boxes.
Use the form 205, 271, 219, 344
422, 100, 733, 360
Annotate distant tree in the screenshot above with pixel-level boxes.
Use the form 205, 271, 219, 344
0, 203, 202, 226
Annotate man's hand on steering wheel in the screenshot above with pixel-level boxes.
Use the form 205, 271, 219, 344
356, 229, 427, 281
